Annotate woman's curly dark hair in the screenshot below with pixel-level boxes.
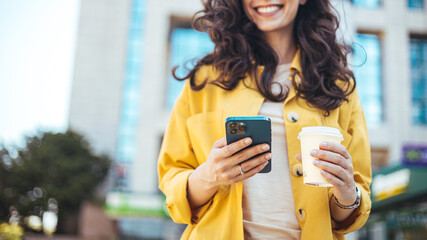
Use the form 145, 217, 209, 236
172, 0, 355, 115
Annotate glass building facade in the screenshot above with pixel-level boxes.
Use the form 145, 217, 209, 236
410, 38, 427, 125
115, 0, 146, 189
166, 28, 214, 109
353, 33, 383, 127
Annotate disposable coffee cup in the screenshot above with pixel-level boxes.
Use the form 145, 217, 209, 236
297, 127, 343, 187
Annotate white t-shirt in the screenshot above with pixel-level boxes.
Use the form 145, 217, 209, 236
242, 63, 301, 240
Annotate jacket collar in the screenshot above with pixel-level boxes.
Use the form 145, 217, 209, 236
286, 48, 302, 104
290, 48, 302, 82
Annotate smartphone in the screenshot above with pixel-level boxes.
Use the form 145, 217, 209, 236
225, 116, 271, 173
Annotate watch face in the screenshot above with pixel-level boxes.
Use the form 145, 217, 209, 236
354, 185, 361, 206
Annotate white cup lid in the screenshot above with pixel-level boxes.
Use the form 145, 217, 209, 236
297, 126, 343, 141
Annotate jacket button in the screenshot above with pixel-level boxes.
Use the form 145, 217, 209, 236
297, 209, 307, 223
292, 164, 303, 177
287, 111, 299, 123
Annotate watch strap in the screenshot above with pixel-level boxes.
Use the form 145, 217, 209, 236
332, 185, 361, 209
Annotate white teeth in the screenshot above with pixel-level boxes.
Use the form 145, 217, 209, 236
257, 6, 280, 14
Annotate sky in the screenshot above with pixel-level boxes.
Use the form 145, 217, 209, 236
0, 0, 81, 147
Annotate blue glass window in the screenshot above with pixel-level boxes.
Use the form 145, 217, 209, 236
352, 0, 381, 8
353, 33, 383, 127
114, 0, 146, 189
410, 38, 427, 125
408, 0, 424, 8
166, 28, 214, 109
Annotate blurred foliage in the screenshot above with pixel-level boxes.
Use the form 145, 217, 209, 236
0, 130, 111, 233
0, 223, 24, 240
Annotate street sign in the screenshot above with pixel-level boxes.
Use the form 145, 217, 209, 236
402, 145, 427, 166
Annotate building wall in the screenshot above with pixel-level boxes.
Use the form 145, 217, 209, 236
353, 0, 427, 165
68, 0, 131, 158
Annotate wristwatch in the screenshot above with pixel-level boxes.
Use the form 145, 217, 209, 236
332, 185, 361, 209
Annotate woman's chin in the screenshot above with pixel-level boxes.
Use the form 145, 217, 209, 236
257, 25, 277, 32
257, 25, 285, 33
255, 21, 287, 33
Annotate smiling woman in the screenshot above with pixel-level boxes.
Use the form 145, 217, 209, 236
0, 0, 80, 147
159, 0, 372, 239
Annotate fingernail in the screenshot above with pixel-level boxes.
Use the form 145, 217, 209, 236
320, 142, 327, 148
310, 150, 318, 156
262, 145, 270, 151
264, 161, 269, 165
321, 170, 326, 175
265, 153, 272, 160
313, 160, 320, 165
245, 138, 252, 145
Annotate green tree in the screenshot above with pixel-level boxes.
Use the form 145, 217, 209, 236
0, 130, 111, 233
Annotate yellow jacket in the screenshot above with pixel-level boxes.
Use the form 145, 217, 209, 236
158, 52, 372, 240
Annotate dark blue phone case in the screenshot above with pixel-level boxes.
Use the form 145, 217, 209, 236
225, 116, 271, 173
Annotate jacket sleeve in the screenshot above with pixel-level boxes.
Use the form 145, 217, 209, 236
332, 88, 372, 233
157, 81, 212, 225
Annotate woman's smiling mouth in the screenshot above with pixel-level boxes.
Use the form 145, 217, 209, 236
255, 4, 284, 16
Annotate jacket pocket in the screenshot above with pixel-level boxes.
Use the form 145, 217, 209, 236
186, 111, 225, 165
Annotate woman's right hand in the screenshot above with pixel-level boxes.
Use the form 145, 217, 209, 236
188, 136, 271, 209
203, 136, 271, 186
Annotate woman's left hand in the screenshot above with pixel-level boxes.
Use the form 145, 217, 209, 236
296, 142, 357, 206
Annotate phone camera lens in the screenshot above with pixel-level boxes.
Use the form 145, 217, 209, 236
238, 123, 246, 132
229, 122, 237, 128
229, 128, 238, 134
